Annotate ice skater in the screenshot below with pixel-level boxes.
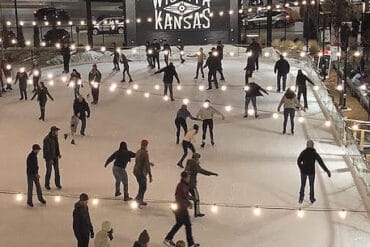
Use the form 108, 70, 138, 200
216, 41, 225, 80
31, 81, 54, 121
14, 68, 28, 100
204, 50, 221, 90
112, 47, 120, 72
164, 172, 199, 247
197, 100, 225, 147
73, 193, 94, 247
176, 43, 185, 63
94, 221, 114, 247
163, 41, 172, 66
73, 94, 90, 136
29, 61, 41, 92
175, 104, 199, 144
26, 144, 46, 207
152, 39, 161, 69
295, 69, 314, 109
274, 55, 290, 92
43, 126, 62, 190
61, 43, 71, 73
244, 77, 268, 118
154, 62, 180, 101
185, 153, 218, 217
64, 114, 79, 145
177, 124, 199, 168
68, 69, 82, 99
297, 140, 331, 204
244, 55, 256, 84
145, 41, 154, 67
247, 38, 262, 71
88, 64, 102, 104
188, 47, 206, 79
277, 89, 304, 135
120, 53, 133, 83
104, 141, 136, 201
133, 230, 150, 247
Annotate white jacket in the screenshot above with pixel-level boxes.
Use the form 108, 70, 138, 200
94, 221, 112, 247
197, 106, 224, 120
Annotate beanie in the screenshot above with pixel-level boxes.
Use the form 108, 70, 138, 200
192, 153, 201, 159
138, 230, 150, 244
79, 193, 89, 201
101, 221, 112, 232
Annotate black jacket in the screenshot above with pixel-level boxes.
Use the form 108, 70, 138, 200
15, 72, 28, 90
248, 41, 262, 57
296, 73, 314, 89
26, 151, 39, 176
31, 87, 53, 103
61, 47, 71, 59
204, 53, 221, 71
297, 148, 329, 175
245, 83, 268, 97
217, 44, 224, 60
105, 142, 136, 169
43, 132, 60, 160
274, 58, 290, 75
73, 98, 90, 119
155, 65, 179, 84
73, 202, 94, 239
185, 158, 217, 189
175, 180, 192, 210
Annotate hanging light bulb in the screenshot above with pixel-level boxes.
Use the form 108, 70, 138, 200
69, 81, 75, 88
297, 208, 305, 218
352, 124, 359, 130
244, 85, 250, 91
126, 89, 132, 95
54, 196, 61, 203
248, 109, 255, 116
85, 45, 91, 51
336, 85, 343, 91
177, 85, 182, 91
25, 40, 31, 46
203, 101, 210, 108
298, 117, 305, 123
15, 193, 23, 202
221, 85, 227, 91
182, 98, 189, 105
324, 120, 331, 127
163, 95, 169, 101
133, 84, 139, 90
130, 200, 139, 209
55, 43, 61, 49
211, 204, 219, 214
247, 51, 253, 57
290, 85, 296, 91
101, 46, 106, 52
253, 206, 262, 216
170, 203, 178, 211
6, 64, 11, 70
313, 85, 319, 91
47, 73, 53, 79
154, 84, 160, 90
338, 209, 347, 219
109, 83, 117, 92
61, 76, 67, 82
282, 52, 288, 57
198, 85, 205, 91
92, 198, 99, 206
225, 105, 232, 112
272, 113, 279, 119
144, 92, 150, 98
359, 84, 367, 90
70, 44, 76, 50
48, 80, 54, 86
27, 79, 33, 85
266, 86, 273, 91
229, 51, 235, 57
300, 52, 306, 57
6, 77, 12, 83
19, 67, 25, 73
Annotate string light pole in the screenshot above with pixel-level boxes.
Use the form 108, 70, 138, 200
86, 0, 93, 47
339, 24, 350, 109
122, 0, 127, 46
266, 0, 273, 47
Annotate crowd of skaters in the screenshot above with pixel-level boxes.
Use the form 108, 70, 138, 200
1, 38, 334, 247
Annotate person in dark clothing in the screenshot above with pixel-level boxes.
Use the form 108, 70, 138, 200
105, 141, 136, 200
154, 62, 180, 101
188, 47, 206, 79
120, 53, 133, 83
29, 62, 41, 92
244, 55, 256, 85
152, 39, 161, 69
244, 77, 269, 118
145, 41, 154, 67
297, 140, 331, 204
163, 41, 172, 66
43, 126, 62, 190
88, 64, 102, 104
176, 43, 186, 63
248, 39, 262, 70
73, 95, 90, 136
164, 172, 199, 247
295, 69, 314, 109
175, 104, 199, 144
274, 55, 290, 92
73, 193, 94, 247
26, 144, 46, 207
204, 51, 221, 90
2, 60, 13, 90
31, 81, 54, 121
14, 69, 28, 100
185, 153, 218, 217
61, 43, 71, 73
68, 69, 83, 99
112, 49, 120, 72
216, 41, 225, 81
0, 60, 5, 93
133, 230, 150, 247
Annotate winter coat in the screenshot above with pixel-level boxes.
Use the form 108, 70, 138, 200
14, 72, 28, 90
153, 42, 161, 55
30, 66, 41, 79
217, 44, 224, 60
88, 70, 102, 83
274, 58, 290, 75
105, 142, 136, 169
204, 54, 221, 71
197, 106, 224, 120
73, 201, 94, 240
73, 98, 90, 119
155, 65, 179, 84
120, 55, 131, 68
135, 230, 150, 246
175, 180, 192, 210
297, 148, 329, 175
43, 132, 60, 161
245, 83, 268, 97
94, 221, 112, 247
176, 108, 197, 121
113, 51, 120, 63
278, 95, 302, 110
245, 56, 255, 73
26, 151, 39, 176
248, 41, 262, 57
31, 87, 53, 103
61, 47, 71, 59
296, 73, 314, 89
134, 148, 152, 178
185, 158, 217, 189
69, 71, 81, 84
163, 43, 171, 54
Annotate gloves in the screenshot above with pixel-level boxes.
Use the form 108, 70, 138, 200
90, 231, 94, 239
327, 171, 331, 178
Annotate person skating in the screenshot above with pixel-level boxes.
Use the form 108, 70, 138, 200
61, 43, 71, 73
244, 55, 256, 85
133, 230, 150, 247
188, 47, 206, 79
248, 38, 262, 71
133, 140, 154, 206
197, 100, 225, 147
73, 193, 94, 247
185, 153, 218, 217
145, 41, 154, 67
0, 60, 5, 93
244, 77, 269, 118
163, 172, 199, 247
216, 41, 225, 80
112, 48, 120, 72
29, 62, 41, 92
14, 68, 28, 100
163, 41, 172, 66
277, 89, 304, 135
94, 221, 114, 247
31, 81, 54, 121
68, 69, 83, 99
152, 39, 161, 69
26, 144, 46, 207
64, 114, 79, 145
120, 53, 133, 83
73, 94, 90, 136
295, 69, 314, 109
104, 141, 136, 200
177, 124, 199, 168
88, 64, 102, 104
154, 62, 180, 101
203, 50, 221, 90
297, 140, 331, 204
175, 104, 199, 144
274, 55, 290, 92
43, 126, 62, 190
176, 43, 186, 63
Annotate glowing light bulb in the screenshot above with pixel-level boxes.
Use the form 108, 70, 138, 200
136, 18, 141, 23
77, 80, 82, 85
338, 210, 347, 219
32, 21, 37, 26
247, 51, 252, 57
70, 44, 76, 50
68, 21, 73, 25
229, 51, 235, 56
229, 10, 234, 15
6, 64, 11, 70
267, 86, 273, 91
297, 208, 305, 218
85, 45, 91, 51
219, 11, 224, 16
182, 98, 189, 105
55, 43, 61, 49
144, 92, 150, 98
360, 84, 367, 90
133, 84, 139, 90
27, 79, 33, 85
247, 109, 255, 116
132, 49, 137, 54
154, 84, 160, 90
6, 77, 12, 83
126, 89, 132, 95
177, 85, 182, 91
44, 21, 49, 26
221, 85, 227, 91
109, 83, 117, 92
211, 204, 219, 214
253, 206, 261, 216
101, 46, 106, 52
69, 81, 75, 88
313, 85, 319, 91
212, 51, 219, 57
290, 85, 296, 91
300, 52, 306, 57
225, 105, 232, 112
298, 117, 305, 123
180, 51, 185, 55
352, 124, 359, 130
54, 196, 61, 203
25, 40, 31, 46
198, 85, 205, 91
80, 20, 85, 25
19, 67, 25, 73
15, 193, 23, 202
282, 52, 288, 57
273, 113, 279, 119
130, 200, 139, 209
6, 21, 11, 26
324, 120, 331, 127
41, 42, 46, 47
147, 17, 153, 22
48, 80, 54, 86
336, 85, 343, 91
163, 95, 169, 101
203, 102, 210, 108
47, 73, 53, 79
61, 76, 67, 82
170, 203, 178, 211
244, 85, 250, 91
264, 52, 271, 57
92, 198, 99, 206
57, 21, 61, 26
116, 47, 121, 53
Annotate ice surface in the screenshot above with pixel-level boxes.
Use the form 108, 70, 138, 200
0, 49, 369, 246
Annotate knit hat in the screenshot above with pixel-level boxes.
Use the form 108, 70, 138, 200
138, 230, 150, 244
92, 64, 97, 68
79, 193, 89, 201
176, 240, 186, 247
192, 153, 201, 159
32, 144, 41, 150
141, 140, 149, 147
101, 221, 112, 232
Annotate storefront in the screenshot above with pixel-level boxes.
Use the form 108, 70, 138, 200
126, 0, 240, 45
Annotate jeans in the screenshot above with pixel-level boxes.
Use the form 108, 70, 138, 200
91, 87, 99, 103
299, 173, 315, 201
277, 73, 287, 92
245, 70, 253, 85
245, 96, 257, 115
135, 174, 147, 202
80, 117, 86, 135
20, 88, 27, 100
39, 100, 46, 120
208, 70, 218, 89
122, 67, 133, 82
189, 187, 200, 215
113, 166, 129, 196
178, 141, 195, 166
113, 61, 120, 71
164, 54, 169, 66
195, 62, 204, 78
153, 55, 160, 69
202, 119, 214, 142
77, 236, 89, 247
217, 68, 225, 80
63, 57, 70, 73
283, 108, 295, 133
45, 158, 61, 187
27, 175, 44, 203
74, 85, 81, 99
254, 56, 259, 70
164, 83, 174, 100
33, 77, 40, 91
175, 118, 188, 140
297, 87, 308, 108
165, 209, 194, 246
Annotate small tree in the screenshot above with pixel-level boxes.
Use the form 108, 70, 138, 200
17, 25, 25, 47
1, 19, 10, 49
33, 25, 40, 48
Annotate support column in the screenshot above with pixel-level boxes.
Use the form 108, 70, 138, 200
126, 0, 137, 45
